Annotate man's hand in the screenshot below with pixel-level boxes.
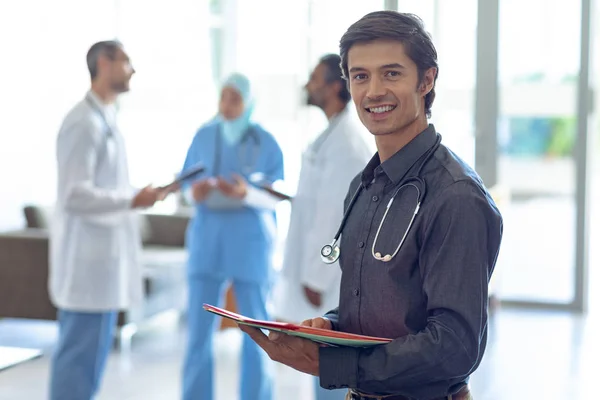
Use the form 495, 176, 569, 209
216, 174, 248, 199
238, 324, 321, 376
131, 185, 161, 209
300, 317, 332, 330
191, 179, 213, 203
303, 286, 322, 308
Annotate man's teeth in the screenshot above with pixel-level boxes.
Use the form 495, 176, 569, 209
369, 105, 395, 113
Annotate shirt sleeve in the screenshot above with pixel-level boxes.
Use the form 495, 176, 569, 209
57, 117, 134, 219
319, 181, 503, 398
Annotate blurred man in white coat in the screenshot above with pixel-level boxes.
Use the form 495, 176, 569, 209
273, 54, 374, 400
48, 40, 166, 400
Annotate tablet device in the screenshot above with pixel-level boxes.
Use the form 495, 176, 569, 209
159, 163, 206, 192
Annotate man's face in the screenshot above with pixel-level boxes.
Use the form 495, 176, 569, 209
304, 63, 331, 108
219, 86, 244, 121
105, 47, 135, 93
347, 39, 435, 137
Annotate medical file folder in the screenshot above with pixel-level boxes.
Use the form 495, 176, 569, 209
203, 303, 392, 348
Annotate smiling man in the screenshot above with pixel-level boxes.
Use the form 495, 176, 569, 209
240, 11, 503, 400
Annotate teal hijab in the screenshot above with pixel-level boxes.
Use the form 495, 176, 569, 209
219, 73, 255, 145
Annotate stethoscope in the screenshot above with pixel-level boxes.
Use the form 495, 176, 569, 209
213, 126, 260, 176
85, 94, 114, 138
320, 135, 442, 264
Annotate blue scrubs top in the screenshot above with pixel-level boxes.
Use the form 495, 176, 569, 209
181, 120, 284, 284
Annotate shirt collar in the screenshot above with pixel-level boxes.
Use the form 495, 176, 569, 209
328, 103, 350, 123
361, 124, 438, 186
86, 90, 116, 118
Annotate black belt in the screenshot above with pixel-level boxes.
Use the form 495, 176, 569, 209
347, 384, 470, 400
347, 392, 409, 400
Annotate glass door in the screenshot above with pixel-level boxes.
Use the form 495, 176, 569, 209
476, 0, 593, 310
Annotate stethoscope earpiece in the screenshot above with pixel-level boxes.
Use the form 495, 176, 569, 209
320, 241, 340, 264
373, 252, 393, 262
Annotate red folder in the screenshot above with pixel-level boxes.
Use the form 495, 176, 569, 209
203, 303, 392, 348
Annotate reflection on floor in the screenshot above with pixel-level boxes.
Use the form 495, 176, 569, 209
0, 308, 599, 400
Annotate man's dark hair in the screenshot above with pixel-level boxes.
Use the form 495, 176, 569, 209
319, 54, 351, 104
86, 40, 123, 80
339, 11, 439, 118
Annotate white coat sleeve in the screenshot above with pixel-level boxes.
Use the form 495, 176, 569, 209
300, 154, 366, 292
57, 118, 134, 219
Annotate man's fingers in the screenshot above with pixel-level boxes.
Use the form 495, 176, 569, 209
301, 317, 329, 330
238, 325, 272, 349
300, 319, 313, 327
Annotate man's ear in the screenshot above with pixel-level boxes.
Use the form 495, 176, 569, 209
96, 55, 110, 76
420, 67, 437, 95
330, 80, 343, 98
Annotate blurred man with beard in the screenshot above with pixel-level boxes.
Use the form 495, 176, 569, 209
49, 40, 166, 400
273, 53, 373, 400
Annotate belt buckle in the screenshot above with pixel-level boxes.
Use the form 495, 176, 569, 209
348, 389, 366, 400
348, 390, 385, 400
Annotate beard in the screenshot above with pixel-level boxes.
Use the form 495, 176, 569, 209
111, 78, 130, 93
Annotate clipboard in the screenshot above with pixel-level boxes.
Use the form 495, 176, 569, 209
259, 185, 293, 201
158, 163, 206, 193
203, 304, 392, 348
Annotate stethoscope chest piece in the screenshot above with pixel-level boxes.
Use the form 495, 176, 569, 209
320, 241, 340, 264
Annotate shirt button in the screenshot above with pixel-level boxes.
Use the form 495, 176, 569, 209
372, 195, 379, 202
353, 288, 360, 296
358, 241, 365, 248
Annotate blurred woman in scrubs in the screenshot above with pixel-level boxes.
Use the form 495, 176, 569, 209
180, 73, 284, 400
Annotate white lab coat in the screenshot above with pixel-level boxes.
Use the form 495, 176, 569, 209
49, 90, 143, 312
273, 105, 375, 323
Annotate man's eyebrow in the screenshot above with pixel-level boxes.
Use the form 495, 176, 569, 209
348, 66, 367, 73
380, 63, 406, 69
348, 63, 406, 73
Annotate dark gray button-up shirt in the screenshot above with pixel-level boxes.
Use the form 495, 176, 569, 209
319, 124, 503, 399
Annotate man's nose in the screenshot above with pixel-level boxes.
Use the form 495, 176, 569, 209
366, 77, 385, 99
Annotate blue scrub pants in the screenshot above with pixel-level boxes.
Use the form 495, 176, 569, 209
49, 309, 117, 400
315, 376, 346, 400
182, 276, 273, 400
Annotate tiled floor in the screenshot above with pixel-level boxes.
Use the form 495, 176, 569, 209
1, 308, 599, 400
